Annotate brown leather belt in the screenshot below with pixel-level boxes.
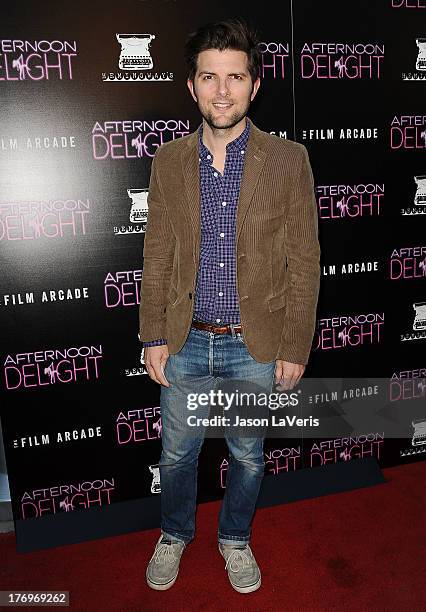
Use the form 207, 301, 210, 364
191, 321, 242, 335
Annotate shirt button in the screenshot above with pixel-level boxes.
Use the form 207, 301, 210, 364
241, 150, 245, 154
219, 262, 224, 267
222, 201, 226, 207
218, 291, 224, 297
216, 318, 221, 323
207, 155, 211, 160
219, 232, 225, 237
213, 172, 218, 177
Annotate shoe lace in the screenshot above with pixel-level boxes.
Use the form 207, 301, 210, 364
224, 547, 252, 573
151, 541, 177, 566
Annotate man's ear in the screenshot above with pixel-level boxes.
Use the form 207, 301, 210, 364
250, 77, 261, 102
187, 78, 198, 102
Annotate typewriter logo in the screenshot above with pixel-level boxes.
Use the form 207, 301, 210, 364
117, 34, 155, 71
401, 176, 426, 215
102, 34, 173, 81
140, 344, 145, 369
123, 333, 148, 377
412, 418, 426, 446
128, 189, 149, 224
413, 302, 426, 331
114, 188, 149, 236
414, 175, 426, 208
415, 38, 426, 72
149, 464, 161, 494
400, 418, 426, 457
402, 38, 426, 80
401, 301, 426, 341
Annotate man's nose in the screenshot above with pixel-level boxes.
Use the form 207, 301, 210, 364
216, 78, 230, 97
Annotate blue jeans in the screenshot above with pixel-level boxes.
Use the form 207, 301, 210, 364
159, 325, 276, 546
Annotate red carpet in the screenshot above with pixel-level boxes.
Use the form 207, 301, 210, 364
1, 461, 425, 611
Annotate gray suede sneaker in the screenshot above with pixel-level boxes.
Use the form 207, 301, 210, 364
146, 534, 186, 590
218, 543, 261, 593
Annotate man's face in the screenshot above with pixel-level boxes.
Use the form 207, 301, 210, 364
187, 48, 260, 130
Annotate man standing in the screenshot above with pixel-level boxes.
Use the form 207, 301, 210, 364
139, 18, 321, 593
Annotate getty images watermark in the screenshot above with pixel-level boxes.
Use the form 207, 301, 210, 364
175, 377, 426, 440
185, 388, 319, 431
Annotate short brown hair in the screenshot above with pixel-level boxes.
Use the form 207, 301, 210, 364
184, 18, 261, 83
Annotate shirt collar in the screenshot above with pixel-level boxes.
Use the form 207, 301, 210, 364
198, 118, 250, 163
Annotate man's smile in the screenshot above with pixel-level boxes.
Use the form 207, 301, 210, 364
212, 102, 233, 110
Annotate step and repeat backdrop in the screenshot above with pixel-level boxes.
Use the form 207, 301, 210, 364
1, 0, 426, 550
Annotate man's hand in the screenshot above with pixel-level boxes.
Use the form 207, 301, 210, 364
144, 345, 170, 387
275, 360, 305, 390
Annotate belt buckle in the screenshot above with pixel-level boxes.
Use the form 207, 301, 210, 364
210, 322, 229, 334
213, 323, 226, 334
228, 323, 239, 338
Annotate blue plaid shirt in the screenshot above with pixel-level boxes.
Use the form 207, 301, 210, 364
143, 119, 250, 347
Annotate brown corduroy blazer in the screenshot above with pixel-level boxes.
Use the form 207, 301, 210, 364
139, 118, 321, 365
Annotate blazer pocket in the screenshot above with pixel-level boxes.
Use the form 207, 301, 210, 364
268, 290, 286, 313
167, 286, 179, 307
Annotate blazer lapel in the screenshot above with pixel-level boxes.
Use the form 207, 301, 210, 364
236, 122, 267, 242
181, 130, 201, 262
